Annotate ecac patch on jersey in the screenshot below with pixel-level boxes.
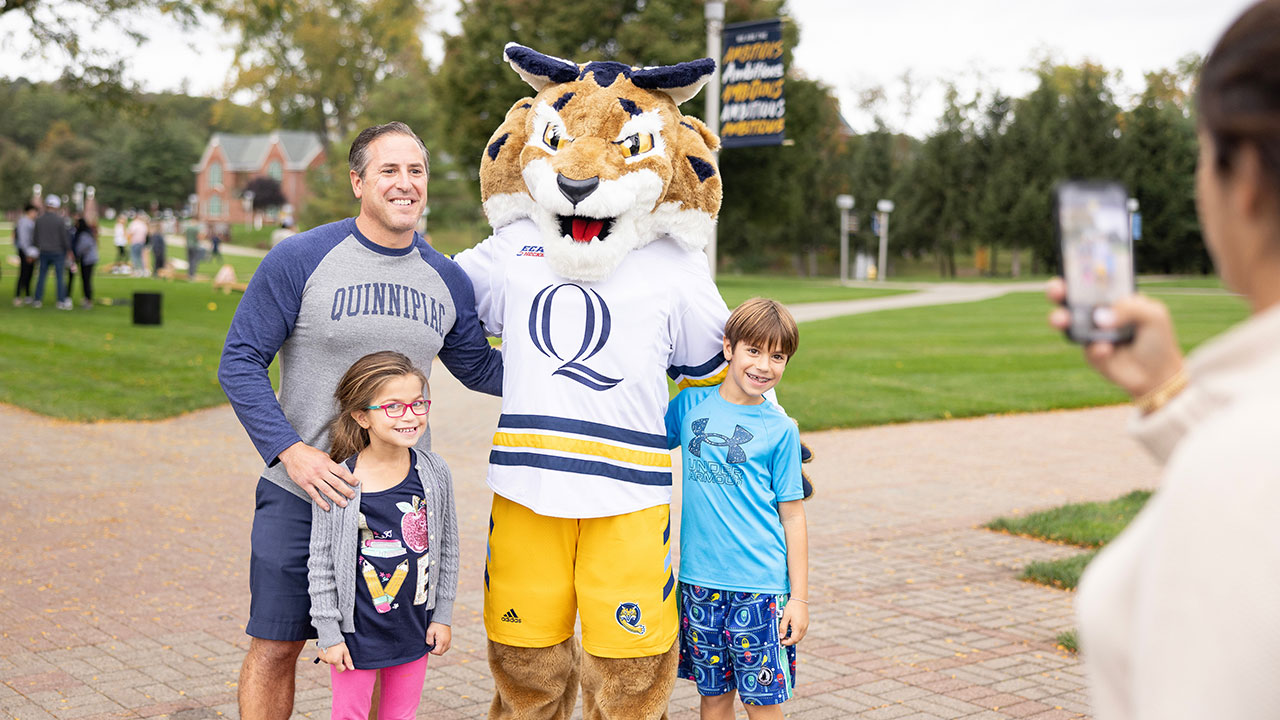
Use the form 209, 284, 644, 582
616, 602, 646, 635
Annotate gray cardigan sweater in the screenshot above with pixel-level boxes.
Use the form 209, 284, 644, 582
307, 448, 459, 650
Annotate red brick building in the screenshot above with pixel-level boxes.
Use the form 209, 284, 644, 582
192, 130, 326, 226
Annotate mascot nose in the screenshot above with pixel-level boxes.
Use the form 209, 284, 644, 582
557, 175, 599, 206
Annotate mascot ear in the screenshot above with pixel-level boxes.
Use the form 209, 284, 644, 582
504, 42, 580, 92
632, 58, 716, 105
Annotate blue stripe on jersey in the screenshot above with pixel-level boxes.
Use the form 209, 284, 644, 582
498, 414, 667, 449
662, 572, 675, 600
489, 450, 673, 486
667, 351, 725, 381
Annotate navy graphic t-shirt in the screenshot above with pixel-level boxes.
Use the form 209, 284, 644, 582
344, 463, 434, 669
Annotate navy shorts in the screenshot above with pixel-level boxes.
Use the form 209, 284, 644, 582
677, 583, 797, 706
247, 478, 317, 641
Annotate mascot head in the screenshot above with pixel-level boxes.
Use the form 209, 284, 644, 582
480, 43, 722, 282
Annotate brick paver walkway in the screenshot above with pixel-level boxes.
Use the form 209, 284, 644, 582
0, 365, 1159, 720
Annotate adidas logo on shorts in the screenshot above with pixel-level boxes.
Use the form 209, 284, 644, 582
501, 609, 521, 623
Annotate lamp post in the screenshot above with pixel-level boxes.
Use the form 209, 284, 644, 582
1126, 197, 1141, 243
242, 190, 255, 232
876, 199, 894, 282
836, 194, 855, 283
32, 183, 42, 208
704, 0, 724, 280
73, 182, 85, 213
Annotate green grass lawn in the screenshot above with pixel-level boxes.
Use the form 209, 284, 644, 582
778, 290, 1247, 431
1139, 275, 1226, 290
715, 274, 908, 307
0, 235, 1249, 424
0, 274, 275, 421
985, 489, 1152, 548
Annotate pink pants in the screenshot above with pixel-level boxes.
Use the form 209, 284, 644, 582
329, 655, 428, 720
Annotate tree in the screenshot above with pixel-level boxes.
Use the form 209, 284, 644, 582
244, 175, 286, 210
891, 84, 980, 277
1, 0, 196, 81
217, 0, 429, 151
1120, 67, 1203, 273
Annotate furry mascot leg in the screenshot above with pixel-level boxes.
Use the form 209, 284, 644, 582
487, 638, 580, 720
579, 641, 678, 720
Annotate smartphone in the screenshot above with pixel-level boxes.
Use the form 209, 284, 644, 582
1056, 181, 1135, 344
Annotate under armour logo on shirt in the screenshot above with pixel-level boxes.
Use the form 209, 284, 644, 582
688, 419, 752, 463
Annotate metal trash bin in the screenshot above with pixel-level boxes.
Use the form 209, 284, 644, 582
133, 292, 162, 325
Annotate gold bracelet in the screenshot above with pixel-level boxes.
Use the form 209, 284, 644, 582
1134, 368, 1189, 415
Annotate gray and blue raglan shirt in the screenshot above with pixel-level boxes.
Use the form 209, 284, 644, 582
219, 218, 502, 499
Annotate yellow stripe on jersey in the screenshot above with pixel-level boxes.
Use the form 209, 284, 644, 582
677, 366, 728, 391
492, 432, 673, 468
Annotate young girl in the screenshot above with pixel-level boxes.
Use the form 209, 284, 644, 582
308, 350, 458, 720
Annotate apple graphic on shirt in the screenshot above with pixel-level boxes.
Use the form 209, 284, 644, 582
397, 496, 429, 553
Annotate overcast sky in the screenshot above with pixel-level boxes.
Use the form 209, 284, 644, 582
0, 0, 1258, 137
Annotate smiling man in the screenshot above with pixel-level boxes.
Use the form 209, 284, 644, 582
218, 122, 503, 720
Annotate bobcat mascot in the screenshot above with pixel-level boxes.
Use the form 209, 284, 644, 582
454, 43, 763, 719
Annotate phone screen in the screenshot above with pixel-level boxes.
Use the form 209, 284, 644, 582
1057, 181, 1134, 343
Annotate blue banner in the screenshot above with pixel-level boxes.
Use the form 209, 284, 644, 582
720, 19, 786, 149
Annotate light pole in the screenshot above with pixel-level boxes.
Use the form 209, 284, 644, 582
704, 0, 724, 280
242, 190, 255, 232
1126, 197, 1141, 243
836, 194, 855, 283
876, 199, 894, 282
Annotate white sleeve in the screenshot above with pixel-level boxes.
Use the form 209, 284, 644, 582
667, 248, 730, 388
453, 226, 515, 337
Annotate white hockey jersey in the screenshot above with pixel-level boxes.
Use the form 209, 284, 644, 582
455, 218, 729, 518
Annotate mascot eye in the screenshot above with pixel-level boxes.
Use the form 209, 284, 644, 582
542, 124, 567, 151
617, 133, 655, 158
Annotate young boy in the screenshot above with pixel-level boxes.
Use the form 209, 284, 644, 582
665, 297, 809, 720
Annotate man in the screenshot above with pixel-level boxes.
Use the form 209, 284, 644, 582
31, 195, 71, 310
218, 122, 503, 720
12, 203, 37, 306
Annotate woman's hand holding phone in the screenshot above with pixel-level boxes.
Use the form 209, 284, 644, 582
1047, 278, 1187, 401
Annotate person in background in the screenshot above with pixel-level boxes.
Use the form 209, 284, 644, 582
72, 217, 99, 309
13, 203, 38, 306
113, 217, 128, 267
211, 223, 225, 262
128, 213, 149, 277
148, 220, 166, 277
270, 219, 299, 247
1048, 2, 1280, 716
31, 195, 72, 310
185, 220, 203, 280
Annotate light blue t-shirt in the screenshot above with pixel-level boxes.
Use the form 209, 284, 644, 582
665, 385, 804, 594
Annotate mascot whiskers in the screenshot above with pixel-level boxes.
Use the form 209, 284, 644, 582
455, 43, 806, 720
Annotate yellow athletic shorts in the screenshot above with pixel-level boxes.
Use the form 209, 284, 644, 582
483, 494, 677, 658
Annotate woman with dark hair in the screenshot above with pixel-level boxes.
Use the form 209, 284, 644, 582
1048, 1, 1280, 716
72, 217, 99, 308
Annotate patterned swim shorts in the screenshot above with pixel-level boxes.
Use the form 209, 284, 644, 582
676, 582, 797, 706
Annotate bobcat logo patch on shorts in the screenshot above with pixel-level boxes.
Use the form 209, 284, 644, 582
616, 602, 646, 635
